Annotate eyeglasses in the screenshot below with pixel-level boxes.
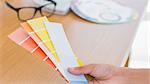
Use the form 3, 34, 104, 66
5, 0, 57, 21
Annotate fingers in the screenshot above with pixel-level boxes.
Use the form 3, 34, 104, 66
68, 64, 97, 75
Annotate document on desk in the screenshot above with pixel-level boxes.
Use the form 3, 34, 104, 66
44, 22, 88, 84
8, 27, 56, 68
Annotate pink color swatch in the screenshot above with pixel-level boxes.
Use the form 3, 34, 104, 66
8, 27, 56, 68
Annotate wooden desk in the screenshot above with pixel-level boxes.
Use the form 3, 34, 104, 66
0, 0, 148, 83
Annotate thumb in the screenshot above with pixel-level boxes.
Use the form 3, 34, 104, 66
68, 64, 96, 75
68, 64, 116, 79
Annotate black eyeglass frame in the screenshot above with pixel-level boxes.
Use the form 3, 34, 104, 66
5, 0, 57, 21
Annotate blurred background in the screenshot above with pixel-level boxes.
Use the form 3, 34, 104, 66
129, 0, 150, 68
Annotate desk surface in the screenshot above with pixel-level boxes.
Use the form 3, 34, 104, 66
0, 0, 148, 83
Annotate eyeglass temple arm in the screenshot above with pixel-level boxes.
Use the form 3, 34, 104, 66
46, 0, 57, 5
5, 1, 18, 11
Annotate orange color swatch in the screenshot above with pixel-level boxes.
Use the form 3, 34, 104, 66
21, 22, 60, 70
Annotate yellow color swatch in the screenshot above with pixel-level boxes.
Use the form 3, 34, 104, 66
27, 17, 60, 62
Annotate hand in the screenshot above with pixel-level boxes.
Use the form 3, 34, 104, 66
68, 64, 149, 84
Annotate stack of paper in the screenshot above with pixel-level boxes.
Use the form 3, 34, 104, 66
8, 17, 88, 84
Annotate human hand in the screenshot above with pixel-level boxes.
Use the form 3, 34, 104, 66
68, 64, 149, 84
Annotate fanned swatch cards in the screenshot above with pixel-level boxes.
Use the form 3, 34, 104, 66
8, 17, 88, 84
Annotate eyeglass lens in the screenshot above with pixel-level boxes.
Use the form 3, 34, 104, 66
18, 8, 36, 21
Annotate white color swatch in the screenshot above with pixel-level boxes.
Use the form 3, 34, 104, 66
44, 22, 87, 84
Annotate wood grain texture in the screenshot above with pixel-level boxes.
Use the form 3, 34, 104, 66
0, 0, 147, 83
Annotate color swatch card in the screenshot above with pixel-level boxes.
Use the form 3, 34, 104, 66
8, 27, 56, 68
21, 23, 53, 57
26, 17, 70, 81
20, 22, 64, 75
27, 17, 60, 62
27, 17, 87, 83
44, 22, 88, 84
